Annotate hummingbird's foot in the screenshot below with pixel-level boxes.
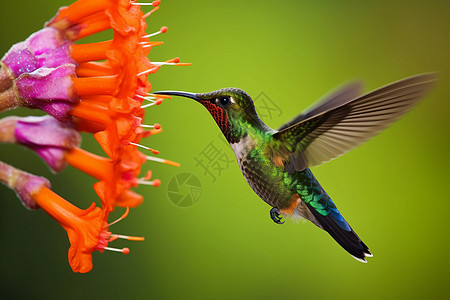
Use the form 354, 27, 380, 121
270, 207, 284, 224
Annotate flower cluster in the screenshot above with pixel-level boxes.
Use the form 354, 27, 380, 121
0, 0, 186, 273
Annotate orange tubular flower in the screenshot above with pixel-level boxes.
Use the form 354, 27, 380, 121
33, 187, 143, 273
46, 0, 165, 211
33, 187, 110, 273
44, 0, 185, 272
0, 0, 188, 273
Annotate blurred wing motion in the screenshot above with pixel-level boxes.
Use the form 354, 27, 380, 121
277, 81, 364, 131
274, 73, 436, 172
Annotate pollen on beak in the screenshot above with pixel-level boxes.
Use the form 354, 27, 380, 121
152, 91, 201, 101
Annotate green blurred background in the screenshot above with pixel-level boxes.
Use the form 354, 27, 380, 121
1, 0, 449, 299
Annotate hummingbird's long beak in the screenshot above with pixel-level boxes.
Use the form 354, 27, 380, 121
152, 91, 201, 101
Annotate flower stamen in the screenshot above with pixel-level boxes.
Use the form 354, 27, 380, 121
128, 141, 159, 154
137, 57, 191, 76
146, 155, 180, 167
142, 6, 160, 19
104, 246, 130, 254
140, 123, 161, 129
106, 206, 130, 228
151, 62, 191, 66
141, 100, 162, 108
136, 67, 158, 77
110, 234, 145, 241
137, 179, 161, 187
131, 0, 161, 6
142, 41, 164, 47
136, 94, 167, 106
142, 26, 167, 38
136, 95, 156, 102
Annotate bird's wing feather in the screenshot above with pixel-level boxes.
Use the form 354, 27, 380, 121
277, 81, 364, 131
273, 73, 436, 172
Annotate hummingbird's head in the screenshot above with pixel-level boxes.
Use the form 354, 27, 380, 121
153, 88, 263, 143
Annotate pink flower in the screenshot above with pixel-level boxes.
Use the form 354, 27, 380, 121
1, 27, 78, 120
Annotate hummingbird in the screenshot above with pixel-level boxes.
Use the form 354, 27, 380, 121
154, 73, 435, 262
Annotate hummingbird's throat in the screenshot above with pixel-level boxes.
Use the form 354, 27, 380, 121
199, 100, 230, 136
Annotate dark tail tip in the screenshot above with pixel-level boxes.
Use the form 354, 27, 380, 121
306, 202, 372, 262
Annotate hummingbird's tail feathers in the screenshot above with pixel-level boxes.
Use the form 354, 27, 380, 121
305, 202, 372, 262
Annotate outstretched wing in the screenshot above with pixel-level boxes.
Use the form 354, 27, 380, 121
274, 74, 436, 172
277, 81, 364, 131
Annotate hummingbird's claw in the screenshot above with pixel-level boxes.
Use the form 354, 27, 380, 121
270, 207, 284, 224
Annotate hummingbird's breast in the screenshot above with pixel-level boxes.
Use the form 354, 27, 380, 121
230, 135, 293, 209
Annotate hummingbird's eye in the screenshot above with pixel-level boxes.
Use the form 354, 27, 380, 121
218, 96, 231, 106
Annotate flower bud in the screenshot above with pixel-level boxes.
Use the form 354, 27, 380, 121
0, 115, 81, 172
0, 161, 50, 210
1, 27, 78, 120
